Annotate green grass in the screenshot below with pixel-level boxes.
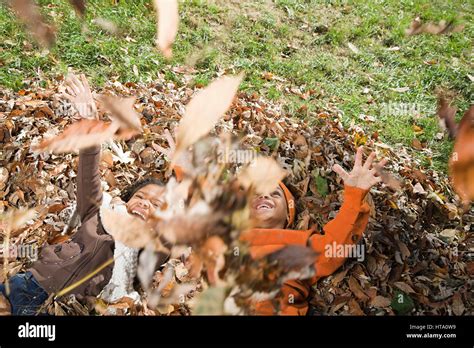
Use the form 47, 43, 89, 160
1, 0, 473, 172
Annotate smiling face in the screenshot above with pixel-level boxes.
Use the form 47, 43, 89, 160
249, 186, 288, 229
125, 184, 165, 221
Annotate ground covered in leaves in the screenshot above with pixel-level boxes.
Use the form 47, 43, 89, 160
0, 71, 473, 316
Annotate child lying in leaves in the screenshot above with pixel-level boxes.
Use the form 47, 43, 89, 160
240, 147, 388, 315
0, 75, 170, 315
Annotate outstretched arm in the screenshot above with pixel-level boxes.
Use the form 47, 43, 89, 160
309, 146, 388, 280
63, 74, 102, 223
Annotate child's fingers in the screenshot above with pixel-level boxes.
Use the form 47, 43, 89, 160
164, 129, 176, 150
333, 164, 349, 180
63, 93, 75, 103
363, 152, 376, 169
354, 146, 363, 167
80, 74, 91, 93
73, 74, 85, 94
65, 76, 80, 95
377, 158, 389, 168
65, 85, 77, 97
152, 142, 170, 157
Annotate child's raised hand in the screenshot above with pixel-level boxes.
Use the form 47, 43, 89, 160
63, 73, 98, 120
153, 128, 192, 171
152, 128, 176, 160
332, 146, 388, 191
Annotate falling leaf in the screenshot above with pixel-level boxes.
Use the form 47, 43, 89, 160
33, 119, 118, 154
101, 95, 142, 133
1, 208, 37, 234
92, 18, 119, 35
137, 247, 159, 290
100, 208, 159, 250
238, 156, 287, 195
373, 163, 402, 191
153, 0, 179, 58
9, 0, 56, 48
449, 106, 474, 203
406, 17, 464, 36
174, 74, 243, 162
266, 245, 317, 274
68, 0, 86, 17
437, 96, 458, 139
200, 236, 227, 286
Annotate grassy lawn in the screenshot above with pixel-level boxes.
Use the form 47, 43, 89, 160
0, 0, 472, 172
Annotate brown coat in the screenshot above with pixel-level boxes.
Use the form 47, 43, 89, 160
29, 145, 168, 298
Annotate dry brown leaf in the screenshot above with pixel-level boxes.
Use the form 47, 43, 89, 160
34, 119, 118, 154
348, 298, 365, 315
437, 96, 458, 139
373, 163, 402, 191
451, 292, 465, 316
100, 208, 157, 250
184, 252, 203, 279
92, 18, 119, 35
0, 293, 11, 315
101, 96, 142, 133
174, 74, 243, 162
68, 0, 86, 17
153, 0, 179, 58
0, 208, 37, 234
449, 106, 474, 203
10, 0, 56, 48
238, 156, 287, 195
348, 277, 369, 301
406, 18, 464, 36
393, 281, 415, 294
267, 245, 317, 274
200, 236, 227, 286
370, 295, 391, 308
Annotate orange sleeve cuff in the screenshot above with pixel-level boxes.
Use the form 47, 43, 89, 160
341, 184, 370, 212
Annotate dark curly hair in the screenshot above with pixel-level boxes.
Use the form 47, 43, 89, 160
120, 177, 164, 202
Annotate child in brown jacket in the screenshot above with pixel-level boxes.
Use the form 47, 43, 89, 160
0, 75, 169, 315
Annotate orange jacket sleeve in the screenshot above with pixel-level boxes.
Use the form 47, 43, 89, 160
309, 184, 371, 283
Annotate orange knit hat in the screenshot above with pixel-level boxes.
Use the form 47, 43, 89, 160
279, 182, 295, 227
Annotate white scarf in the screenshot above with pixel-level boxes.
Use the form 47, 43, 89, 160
98, 192, 141, 304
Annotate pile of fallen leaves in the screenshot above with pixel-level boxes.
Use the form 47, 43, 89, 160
0, 69, 472, 315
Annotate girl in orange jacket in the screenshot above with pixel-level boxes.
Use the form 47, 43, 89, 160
240, 147, 388, 315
